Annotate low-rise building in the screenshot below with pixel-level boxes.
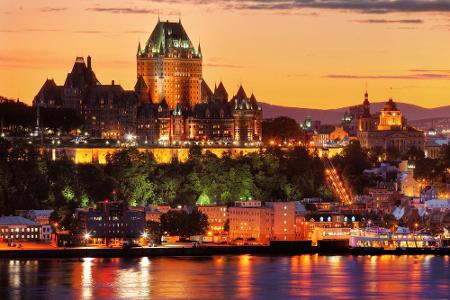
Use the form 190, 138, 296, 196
0, 216, 41, 242
197, 205, 228, 234
16, 209, 54, 241
266, 201, 306, 241
76, 201, 145, 246
228, 201, 273, 244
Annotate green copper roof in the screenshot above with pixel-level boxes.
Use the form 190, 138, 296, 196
141, 20, 199, 57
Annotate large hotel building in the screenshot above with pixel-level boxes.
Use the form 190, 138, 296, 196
33, 19, 262, 145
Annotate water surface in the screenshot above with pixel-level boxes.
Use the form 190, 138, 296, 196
0, 255, 449, 299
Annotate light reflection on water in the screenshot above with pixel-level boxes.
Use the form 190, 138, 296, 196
0, 255, 449, 299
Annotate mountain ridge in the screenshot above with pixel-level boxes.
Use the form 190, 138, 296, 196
261, 101, 450, 124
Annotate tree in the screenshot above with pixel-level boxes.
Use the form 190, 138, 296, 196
160, 209, 208, 237
146, 221, 162, 245
262, 117, 306, 144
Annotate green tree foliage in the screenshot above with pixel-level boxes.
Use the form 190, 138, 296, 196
0, 143, 333, 221
160, 209, 208, 237
262, 117, 306, 143
146, 221, 162, 244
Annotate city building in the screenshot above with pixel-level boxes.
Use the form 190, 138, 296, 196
266, 201, 307, 241
356, 92, 424, 153
424, 140, 442, 159
313, 125, 350, 147
15, 209, 54, 241
398, 160, 421, 198
197, 205, 228, 235
75, 201, 145, 246
228, 201, 273, 244
33, 19, 262, 145
0, 216, 41, 242
136, 19, 202, 109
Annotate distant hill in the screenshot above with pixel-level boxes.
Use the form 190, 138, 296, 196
261, 102, 450, 124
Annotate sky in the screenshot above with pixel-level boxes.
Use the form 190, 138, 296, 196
1, 0, 450, 109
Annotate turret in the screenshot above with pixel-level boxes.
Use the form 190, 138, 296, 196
197, 43, 202, 57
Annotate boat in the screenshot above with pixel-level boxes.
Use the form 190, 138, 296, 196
349, 227, 440, 250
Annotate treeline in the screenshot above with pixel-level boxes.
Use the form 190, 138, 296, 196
0, 99, 82, 133
0, 139, 330, 226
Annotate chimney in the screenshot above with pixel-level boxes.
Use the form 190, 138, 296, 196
87, 56, 92, 69
111, 80, 115, 86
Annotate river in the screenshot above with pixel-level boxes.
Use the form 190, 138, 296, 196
0, 255, 449, 299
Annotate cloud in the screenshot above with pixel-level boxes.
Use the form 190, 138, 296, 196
86, 6, 182, 15
325, 73, 450, 80
353, 19, 424, 24
151, 0, 450, 14
409, 69, 450, 73
40, 7, 67, 12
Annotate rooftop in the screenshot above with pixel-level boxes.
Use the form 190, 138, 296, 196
0, 216, 38, 226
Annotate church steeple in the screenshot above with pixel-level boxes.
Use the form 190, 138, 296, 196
363, 90, 370, 117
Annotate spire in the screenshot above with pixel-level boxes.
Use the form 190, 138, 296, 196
159, 41, 164, 54
197, 42, 202, 57
137, 41, 141, 56
235, 85, 247, 100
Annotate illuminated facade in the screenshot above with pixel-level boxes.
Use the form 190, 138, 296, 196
228, 201, 273, 244
136, 19, 202, 109
34, 19, 262, 144
197, 205, 228, 234
357, 93, 424, 153
266, 201, 307, 241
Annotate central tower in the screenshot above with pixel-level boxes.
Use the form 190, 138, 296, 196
136, 19, 202, 110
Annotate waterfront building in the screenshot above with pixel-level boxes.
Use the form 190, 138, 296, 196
145, 209, 163, 223
15, 209, 54, 241
228, 201, 273, 244
266, 202, 306, 241
356, 93, 424, 153
0, 216, 41, 242
75, 201, 145, 246
197, 205, 228, 234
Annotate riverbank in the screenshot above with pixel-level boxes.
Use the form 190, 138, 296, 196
0, 242, 449, 259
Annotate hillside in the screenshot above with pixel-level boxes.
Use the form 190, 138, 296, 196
261, 101, 450, 124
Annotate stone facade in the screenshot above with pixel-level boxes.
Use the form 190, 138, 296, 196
34, 19, 262, 145
356, 93, 424, 153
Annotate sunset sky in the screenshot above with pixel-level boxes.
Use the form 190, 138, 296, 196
1, 0, 450, 109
